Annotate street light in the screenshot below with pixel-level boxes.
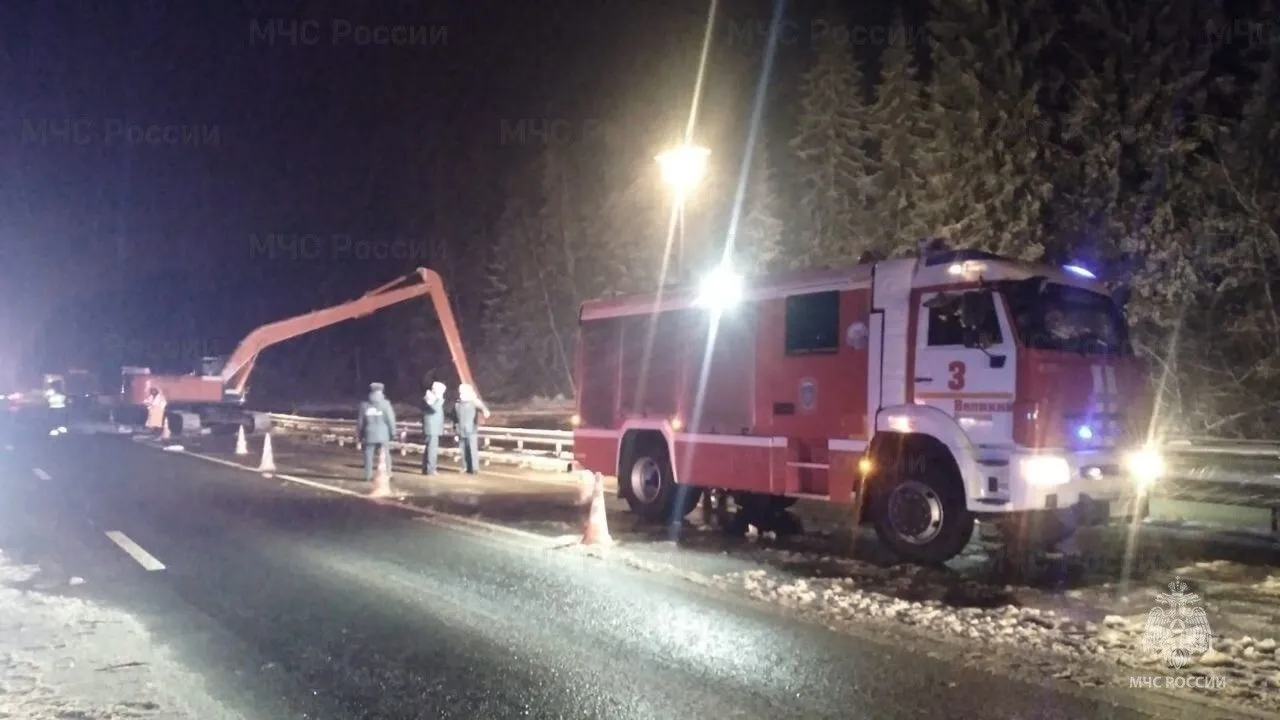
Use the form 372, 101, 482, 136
656, 144, 710, 279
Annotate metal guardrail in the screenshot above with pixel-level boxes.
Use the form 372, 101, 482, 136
265, 412, 1280, 510
266, 413, 575, 472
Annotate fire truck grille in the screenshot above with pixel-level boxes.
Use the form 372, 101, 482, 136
1063, 411, 1137, 447
1079, 463, 1122, 481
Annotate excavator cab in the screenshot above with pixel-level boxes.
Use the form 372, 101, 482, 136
199, 356, 228, 377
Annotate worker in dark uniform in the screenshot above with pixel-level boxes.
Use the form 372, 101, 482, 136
454, 383, 489, 474
421, 381, 445, 475
357, 382, 396, 485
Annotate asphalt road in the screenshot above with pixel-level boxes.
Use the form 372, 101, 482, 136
0, 423, 1238, 719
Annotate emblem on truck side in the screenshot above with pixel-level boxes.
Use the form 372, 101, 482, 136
798, 378, 817, 412
845, 322, 868, 349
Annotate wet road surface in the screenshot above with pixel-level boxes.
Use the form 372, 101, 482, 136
0, 426, 1239, 719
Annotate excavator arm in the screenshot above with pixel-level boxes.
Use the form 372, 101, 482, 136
219, 268, 476, 400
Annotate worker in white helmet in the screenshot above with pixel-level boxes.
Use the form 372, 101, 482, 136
421, 381, 446, 475
453, 383, 490, 474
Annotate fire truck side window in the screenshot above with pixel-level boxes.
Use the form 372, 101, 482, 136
926, 293, 1002, 346
784, 291, 840, 355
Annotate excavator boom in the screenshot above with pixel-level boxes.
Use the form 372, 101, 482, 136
219, 267, 474, 398
121, 268, 477, 410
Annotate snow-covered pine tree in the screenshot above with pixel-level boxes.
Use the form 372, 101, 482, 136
588, 161, 665, 295
731, 134, 786, 274
535, 142, 589, 397
789, 0, 874, 267
868, 8, 931, 257
922, 0, 1055, 258
1060, 0, 1224, 433
1172, 15, 1280, 437
478, 196, 542, 401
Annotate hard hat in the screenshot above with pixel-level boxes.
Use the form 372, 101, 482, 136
370, 382, 385, 392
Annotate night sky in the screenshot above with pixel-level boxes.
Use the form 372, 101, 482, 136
0, 0, 896, 388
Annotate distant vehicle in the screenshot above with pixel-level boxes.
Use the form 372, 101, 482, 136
116, 268, 477, 435
569, 243, 1165, 564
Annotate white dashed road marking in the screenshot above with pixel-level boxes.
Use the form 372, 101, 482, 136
105, 531, 166, 571
33, 468, 52, 481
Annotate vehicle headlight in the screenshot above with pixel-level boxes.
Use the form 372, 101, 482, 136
1123, 447, 1164, 489
1019, 455, 1071, 487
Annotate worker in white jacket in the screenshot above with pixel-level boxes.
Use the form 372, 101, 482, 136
143, 387, 167, 434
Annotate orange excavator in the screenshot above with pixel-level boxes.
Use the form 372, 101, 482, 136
118, 268, 476, 435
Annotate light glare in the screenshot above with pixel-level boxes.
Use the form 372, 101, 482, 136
696, 266, 743, 310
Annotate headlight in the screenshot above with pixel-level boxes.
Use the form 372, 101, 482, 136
1019, 455, 1071, 486
1123, 447, 1164, 489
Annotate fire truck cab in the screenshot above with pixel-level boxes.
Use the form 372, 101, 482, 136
571, 246, 1164, 564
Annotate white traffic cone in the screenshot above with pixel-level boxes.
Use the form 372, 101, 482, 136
369, 446, 392, 498
581, 471, 613, 546
234, 425, 249, 455
160, 417, 171, 441
576, 469, 595, 505
258, 433, 276, 475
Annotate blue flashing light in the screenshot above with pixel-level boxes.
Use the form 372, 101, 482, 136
1063, 264, 1096, 279
1076, 425, 1093, 440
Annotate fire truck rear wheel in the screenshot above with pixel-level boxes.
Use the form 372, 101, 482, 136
871, 444, 974, 565
620, 435, 700, 524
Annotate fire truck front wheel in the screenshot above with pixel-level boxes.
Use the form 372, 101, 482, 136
619, 435, 700, 523
871, 443, 974, 565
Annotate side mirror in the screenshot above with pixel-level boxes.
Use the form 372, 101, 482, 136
1111, 284, 1132, 308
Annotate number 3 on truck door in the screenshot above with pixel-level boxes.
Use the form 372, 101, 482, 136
947, 361, 966, 391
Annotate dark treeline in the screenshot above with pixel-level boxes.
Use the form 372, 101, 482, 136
31, 0, 1280, 438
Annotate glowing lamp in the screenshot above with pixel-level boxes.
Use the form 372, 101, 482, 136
696, 265, 743, 310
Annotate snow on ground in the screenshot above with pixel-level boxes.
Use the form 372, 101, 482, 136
0, 551, 225, 719
565, 530, 1280, 713
588, 514, 1280, 712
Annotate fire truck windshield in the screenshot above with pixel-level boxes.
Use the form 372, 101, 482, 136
999, 278, 1131, 356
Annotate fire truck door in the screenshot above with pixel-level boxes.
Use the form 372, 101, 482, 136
911, 291, 1017, 447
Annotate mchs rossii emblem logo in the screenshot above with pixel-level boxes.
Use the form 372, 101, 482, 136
1140, 577, 1212, 669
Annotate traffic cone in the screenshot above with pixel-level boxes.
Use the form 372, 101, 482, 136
234, 425, 248, 455
576, 469, 595, 505
581, 471, 613, 546
369, 446, 392, 498
160, 417, 171, 441
258, 433, 275, 474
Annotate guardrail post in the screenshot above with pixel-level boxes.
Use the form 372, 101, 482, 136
399, 430, 407, 456
517, 439, 524, 451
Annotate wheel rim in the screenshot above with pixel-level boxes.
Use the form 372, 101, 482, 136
887, 479, 944, 544
629, 456, 662, 504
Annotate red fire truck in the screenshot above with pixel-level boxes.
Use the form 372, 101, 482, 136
571, 246, 1165, 563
